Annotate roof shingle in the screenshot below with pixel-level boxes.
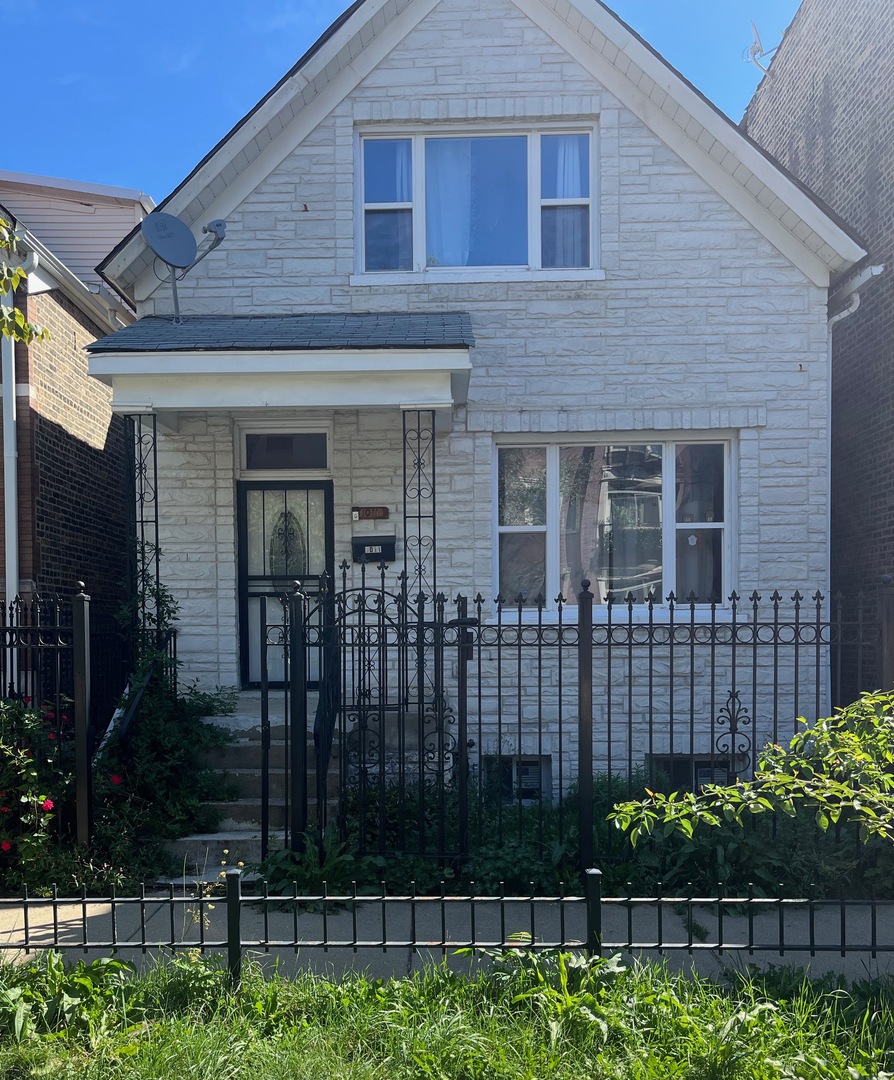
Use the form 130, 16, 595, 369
88, 312, 474, 353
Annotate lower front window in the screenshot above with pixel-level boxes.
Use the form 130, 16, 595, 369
496, 440, 728, 606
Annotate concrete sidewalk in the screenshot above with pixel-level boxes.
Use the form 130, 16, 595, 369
0, 889, 890, 982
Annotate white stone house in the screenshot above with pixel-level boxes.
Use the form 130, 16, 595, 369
87, 0, 866, 803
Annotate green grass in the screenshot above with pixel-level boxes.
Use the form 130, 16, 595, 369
0, 951, 890, 1078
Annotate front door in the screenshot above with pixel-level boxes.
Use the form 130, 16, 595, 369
237, 481, 334, 687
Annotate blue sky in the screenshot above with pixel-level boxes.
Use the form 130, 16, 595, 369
4, 0, 798, 203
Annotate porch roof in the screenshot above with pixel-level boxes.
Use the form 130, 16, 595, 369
87, 312, 474, 413
87, 312, 474, 352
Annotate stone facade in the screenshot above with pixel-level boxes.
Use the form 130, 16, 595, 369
743, 0, 894, 688
143, 0, 831, 701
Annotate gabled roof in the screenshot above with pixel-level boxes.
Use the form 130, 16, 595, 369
99, 0, 866, 297
87, 312, 474, 353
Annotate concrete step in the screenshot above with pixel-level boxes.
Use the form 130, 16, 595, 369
165, 830, 282, 876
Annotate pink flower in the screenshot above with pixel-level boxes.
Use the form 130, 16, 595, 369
110, 774, 122, 786
40, 799, 53, 812
1, 841, 11, 852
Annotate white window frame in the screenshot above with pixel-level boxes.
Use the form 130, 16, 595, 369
493, 435, 733, 614
235, 420, 333, 481
352, 124, 603, 284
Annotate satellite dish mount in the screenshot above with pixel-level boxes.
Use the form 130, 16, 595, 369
141, 212, 227, 324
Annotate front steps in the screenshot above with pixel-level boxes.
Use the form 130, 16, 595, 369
164, 690, 337, 882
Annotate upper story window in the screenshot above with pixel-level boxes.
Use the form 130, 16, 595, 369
361, 130, 593, 274
496, 441, 728, 607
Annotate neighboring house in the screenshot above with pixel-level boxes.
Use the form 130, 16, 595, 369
742, 0, 893, 691
86, 0, 867, 810
0, 172, 152, 616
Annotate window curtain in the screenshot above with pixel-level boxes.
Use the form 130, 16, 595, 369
425, 139, 472, 267
548, 135, 588, 268
392, 141, 412, 203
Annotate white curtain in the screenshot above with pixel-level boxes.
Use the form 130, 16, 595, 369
393, 140, 412, 203
545, 135, 588, 268
425, 139, 472, 267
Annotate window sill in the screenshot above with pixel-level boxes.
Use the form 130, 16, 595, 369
349, 268, 607, 287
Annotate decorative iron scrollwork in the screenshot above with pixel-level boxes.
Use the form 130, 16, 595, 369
715, 689, 753, 778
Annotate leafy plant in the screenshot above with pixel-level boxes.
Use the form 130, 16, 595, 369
611, 691, 894, 854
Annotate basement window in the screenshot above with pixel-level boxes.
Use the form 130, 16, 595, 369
482, 755, 553, 803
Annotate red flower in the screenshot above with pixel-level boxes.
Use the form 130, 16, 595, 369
1, 808, 10, 814
22, 697, 31, 704
61, 714, 69, 724
47, 732, 56, 741
0, 791, 6, 799
42, 712, 55, 722
110, 774, 122, 786
1, 842, 11, 852
40, 799, 53, 812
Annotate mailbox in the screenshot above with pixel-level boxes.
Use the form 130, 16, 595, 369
351, 534, 396, 564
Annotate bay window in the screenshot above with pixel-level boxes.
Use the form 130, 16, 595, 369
496, 441, 728, 606
361, 129, 594, 273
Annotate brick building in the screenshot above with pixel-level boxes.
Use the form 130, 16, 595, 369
743, 0, 893, 686
0, 173, 152, 615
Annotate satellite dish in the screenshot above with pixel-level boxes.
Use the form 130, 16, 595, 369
141, 212, 197, 269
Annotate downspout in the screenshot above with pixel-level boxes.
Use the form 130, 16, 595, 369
2, 246, 38, 609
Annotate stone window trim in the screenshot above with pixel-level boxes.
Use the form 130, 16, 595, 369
353, 123, 602, 283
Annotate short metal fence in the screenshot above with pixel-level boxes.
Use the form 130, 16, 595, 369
0, 870, 890, 983
264, 573, 885, 866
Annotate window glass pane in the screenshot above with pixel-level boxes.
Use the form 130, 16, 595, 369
365, 209, 413, 271
245, 490, 266, 576
425, 136, 527, 267
676, 444, 724, 523
559, 445, 663, 603
541, 206, 589, 268
676, 529, 723, 602
499, 533, 546, 605
499, 447, 546, 525
245, 433, 327, 470
363, 139, 412, 203
541, 134, 589, 199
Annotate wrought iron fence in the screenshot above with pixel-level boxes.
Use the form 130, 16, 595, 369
0, 870, 890, 985
258, 570, 883, 865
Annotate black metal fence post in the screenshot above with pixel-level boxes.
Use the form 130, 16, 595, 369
578, 581, 594, 873
72, 584, 92, 846
455, 595, 470, 859
225, 868, 242, 985
584, 868, 602, 956
289, 585, 308, 850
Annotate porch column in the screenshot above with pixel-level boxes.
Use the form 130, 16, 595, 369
124, 413, 161, 648
402, 409, 437, 598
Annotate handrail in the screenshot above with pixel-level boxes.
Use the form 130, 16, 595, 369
93, 629, 176, 762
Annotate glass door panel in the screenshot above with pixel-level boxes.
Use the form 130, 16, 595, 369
239, 483, 332, 687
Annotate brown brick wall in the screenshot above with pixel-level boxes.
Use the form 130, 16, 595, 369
744, 0, 894, 684
0, 289, 129, 614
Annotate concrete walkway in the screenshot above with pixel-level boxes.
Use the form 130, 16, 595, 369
0, 887, 890, 982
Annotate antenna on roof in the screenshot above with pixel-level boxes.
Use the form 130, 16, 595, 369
141, 212, 227, 324
744, 21, 779, 76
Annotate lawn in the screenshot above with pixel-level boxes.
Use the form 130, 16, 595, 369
0, 950, 890, 1079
